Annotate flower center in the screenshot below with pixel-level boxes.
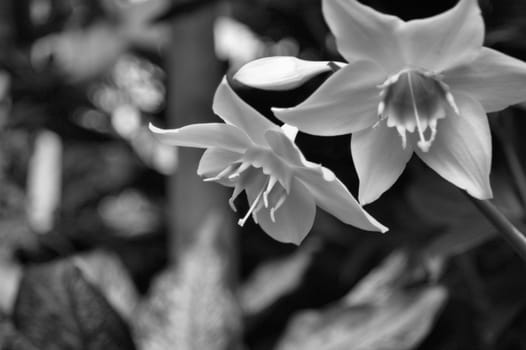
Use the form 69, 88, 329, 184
236, 174, 287, 226
204, 161, 288, 226
377, 68, 459, 152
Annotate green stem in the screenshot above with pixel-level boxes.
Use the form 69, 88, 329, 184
466, 193, 526, 262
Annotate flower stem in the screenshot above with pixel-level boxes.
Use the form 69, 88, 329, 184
465, 193, 526, 262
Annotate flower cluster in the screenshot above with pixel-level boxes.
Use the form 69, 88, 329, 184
237, 0, 526, 205
152, 0, 526, 244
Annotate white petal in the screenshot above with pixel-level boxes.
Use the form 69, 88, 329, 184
149, 123, 251, 152
263, 130, 304, 167
273, 60, 385, 136
322, 0, 404, 73
296, 166, 388, 233
351, 122, 414, 205
247, 178, 316, 245
416, 93, 492, 199
401, 0, 484, 71
197, 148, 243, 177
213, 78, 280, 145
445, 48, 526, 112
234, 56, 339, 90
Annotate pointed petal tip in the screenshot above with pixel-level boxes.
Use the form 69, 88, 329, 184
148, 122, 181, 139
148, 122, 164, 134
363, 207, 389, 233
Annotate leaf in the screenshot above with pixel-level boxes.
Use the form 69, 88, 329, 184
31, 24, 128, 82
133, 211, 242, 350
0, 259, 22, 313
276, 251, 448, 350
343, 251, 409, 305
0, 312, 38, 350
408, 164, 522, 260
76, 250, 139, 321
240, 242, 316, 316
30, 0, 169, 82
12, 259, 136, 350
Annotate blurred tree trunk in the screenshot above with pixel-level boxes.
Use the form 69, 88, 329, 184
165, 3, 242, 349
0, 0, 13, 57
167, 0, 233, 260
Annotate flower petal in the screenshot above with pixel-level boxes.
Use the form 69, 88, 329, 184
416, 93, 492, 199
247, 177, 316, 245
322, 0, 404, 73
351, 122, 414, 205
149, 123, 251, 152
401, 0, 484, 71
445, 48, 526, 112
295, 166, 388, 233
197, 148, 243, 177
273, 60, 385, 136
234, 56, 339, 91
263, 129, 304, 166
213, 78, 280, 145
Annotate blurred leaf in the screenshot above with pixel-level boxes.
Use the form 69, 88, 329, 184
482, 301, 526, 346
343, 251, 409, 305
31, 0, 169, 82
408, 165, 522, 261
113, 0, 170, 50
276, 251, 447, 350
26, 130, 62, 234
31, 24, 128, 82
134, 211, 242, 350
13, 259, 136, 350
0, 259, 22, 313
0, 312, 38, 350
62, 143, 138, 212
0, 180, 34, 254
77, 250, 139, 321
422, 222, 496, 263
240, 242, 317, 316
98, 189, 162, 238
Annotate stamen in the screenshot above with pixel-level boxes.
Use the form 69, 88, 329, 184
238, 185, 265, 227
228, 162, 250, 179
422, 118, 438, 152
228, 184, 244, 212
270, 191, 287, 223
407, 71, 433, 152
263, 176, 278, 208
396, 126, 407, 149
445, 91, 460, 115
203, 164, 236, 182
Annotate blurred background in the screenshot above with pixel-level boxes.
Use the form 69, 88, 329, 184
1, 0, 526, 349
